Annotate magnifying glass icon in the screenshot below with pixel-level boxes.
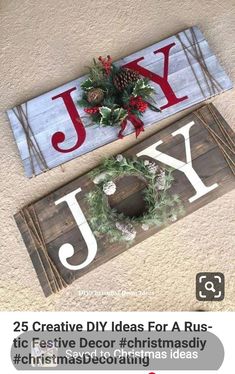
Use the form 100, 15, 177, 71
205, 281, 216, 292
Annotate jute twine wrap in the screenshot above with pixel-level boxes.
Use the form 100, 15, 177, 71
195, 104, 235, 175
12, 103, 49, 177
20, 207, 68, 294
176, 28, 223, 98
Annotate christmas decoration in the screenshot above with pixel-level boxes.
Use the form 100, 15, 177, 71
78, 56, 161, 139
116, 154, 124, 162
87, 156, 183, 244
156, 170, 166, 190
93, 171, 107, 184
141, 223, 150, 231
113, 68, 140, 91
115, 222, 137, 241
87, 88, 104, 104
103, 181, 116, 195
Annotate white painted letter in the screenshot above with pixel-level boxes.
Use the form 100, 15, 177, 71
137, 121, 218, 202
55, 187, 97, 270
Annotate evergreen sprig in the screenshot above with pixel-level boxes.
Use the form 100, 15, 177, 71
77, 56, 159, 130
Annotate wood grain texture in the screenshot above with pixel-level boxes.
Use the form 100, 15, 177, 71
7, 26, 232, 178
14, 104, 235, 297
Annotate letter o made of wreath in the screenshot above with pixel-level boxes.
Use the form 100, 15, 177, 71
86, 155, 183, 244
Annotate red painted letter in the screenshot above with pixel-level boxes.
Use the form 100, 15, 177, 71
123, 43, 188, 110
51, 87, 86, 153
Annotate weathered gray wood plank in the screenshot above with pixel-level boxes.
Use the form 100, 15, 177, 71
14, 104, 235, 296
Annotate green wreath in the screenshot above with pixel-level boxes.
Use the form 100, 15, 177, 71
78, 56, 160, 139
86, 155, 183, 244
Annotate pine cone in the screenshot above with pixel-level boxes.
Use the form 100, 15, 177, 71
87, 88, 104, 104
115, 222, 136, 241
156, 170, 166, 190
103, 181, 116, 195
113, 68, 140, 91
145, 161, 160, 175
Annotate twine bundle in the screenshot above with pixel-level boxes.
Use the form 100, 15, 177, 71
195, 104, 235, 175
20, 207, 68, 294
12, 103, 49, 176
176, 28, 223, 98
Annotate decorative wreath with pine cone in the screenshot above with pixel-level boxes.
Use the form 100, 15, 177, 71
86, 155, 183, 244
78, 56, 161, 139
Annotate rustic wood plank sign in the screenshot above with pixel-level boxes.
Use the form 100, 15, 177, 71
15, 104, 235, 297
7, 26, 232, 178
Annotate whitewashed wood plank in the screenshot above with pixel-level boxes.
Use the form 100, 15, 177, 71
7, 26, 233, 178
15, 67, 233, 169
16, 56, 232, 162
8, 38, 215, 142
5, 35, 220, 142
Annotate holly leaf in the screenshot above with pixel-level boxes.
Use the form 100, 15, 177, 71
81, 78, 95, 91
112, 108, 128, 123
99, 106, 112, 126
132, 78, 155, 98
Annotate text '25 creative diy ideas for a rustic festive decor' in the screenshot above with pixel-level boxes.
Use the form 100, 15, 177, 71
7, 26, 232, 178
15, 104, 235, 296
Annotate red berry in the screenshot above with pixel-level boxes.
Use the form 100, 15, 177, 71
84, 106, 100, 114
129, 96, 148, 112
98, 55, 112, 75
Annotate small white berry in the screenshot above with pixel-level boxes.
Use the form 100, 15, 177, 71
170, 214, 177, 222
93, 172, 108, 184
141, 223, 149, 231
116, 154, 124, 162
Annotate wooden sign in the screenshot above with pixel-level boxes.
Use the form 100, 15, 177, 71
15, 104, 235, 297
7, 26, 232, 178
